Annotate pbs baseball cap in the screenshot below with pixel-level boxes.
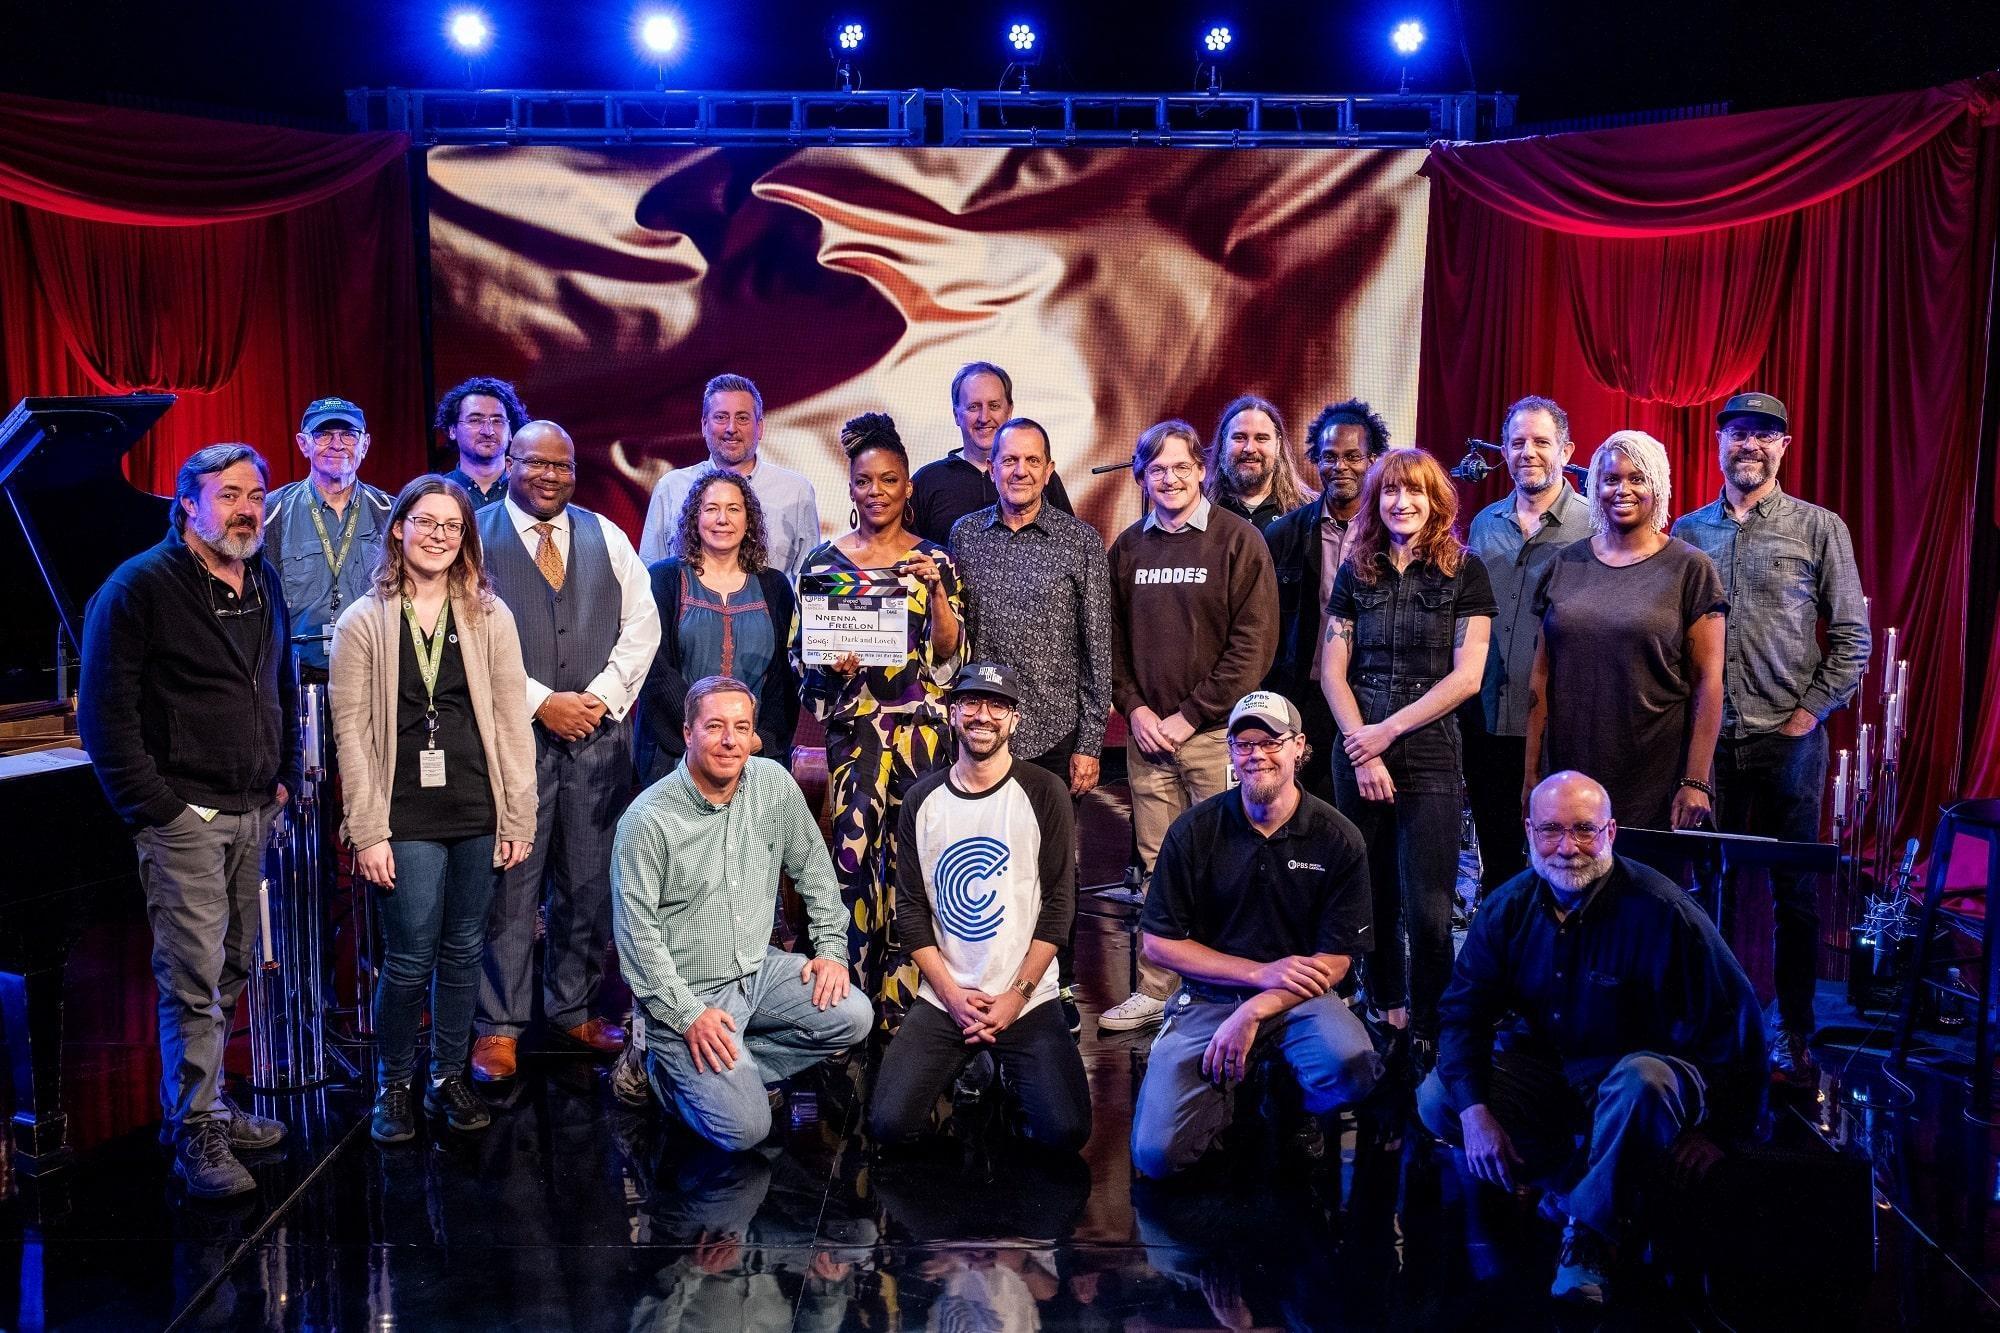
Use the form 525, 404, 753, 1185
1716, 391, 1787, 431
301, 396, 367, 434
1227, 690, 1303, 737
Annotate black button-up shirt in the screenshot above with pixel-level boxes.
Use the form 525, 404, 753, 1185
1141, 786, 1373, 1001
1437, 855, 1766, 1136
1467, 483, 1591, 737
909, 451, 1074, 547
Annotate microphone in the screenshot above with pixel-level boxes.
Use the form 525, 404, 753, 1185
1448, 438, 1504, 484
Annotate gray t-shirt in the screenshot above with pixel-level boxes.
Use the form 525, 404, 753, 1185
1533, 538, 1726, 828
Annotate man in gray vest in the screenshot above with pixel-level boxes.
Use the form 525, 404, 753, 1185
474, 420, 662, 1081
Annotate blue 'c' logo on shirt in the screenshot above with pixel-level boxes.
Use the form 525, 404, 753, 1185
935, 836, 1008, 942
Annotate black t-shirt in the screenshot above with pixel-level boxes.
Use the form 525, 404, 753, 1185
389, 614, 495, 842
1140, 786, 1373, 996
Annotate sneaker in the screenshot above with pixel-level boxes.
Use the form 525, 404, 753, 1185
371, 1084, 417, 1144
425, 1074, 492, 1133
1551, 1221, 1614, 1304
1771, 1027, 1819, 1089
1098, 991, 1167, 1033
217, 1091, 287, 1152
1058, 987, 1083, 1037
174, 1120, 256, 1198
611, 1046, 653, 1108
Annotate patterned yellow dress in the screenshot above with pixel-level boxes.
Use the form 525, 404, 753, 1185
794, 539, 964, 1031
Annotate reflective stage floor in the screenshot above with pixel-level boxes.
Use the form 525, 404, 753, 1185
3, 784, 1996, 1331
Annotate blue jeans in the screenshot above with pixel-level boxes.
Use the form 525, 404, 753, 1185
374, 835, 498, 1085
645, 947, 875, 1153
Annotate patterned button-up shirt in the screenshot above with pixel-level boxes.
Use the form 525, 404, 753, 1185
950, 502, 1115, 762
1467, 483, 1592, 736
611, 756, 847, 1034
1672, 485, 1870, 736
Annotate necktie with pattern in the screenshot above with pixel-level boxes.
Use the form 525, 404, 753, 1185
532, 521, 566, 591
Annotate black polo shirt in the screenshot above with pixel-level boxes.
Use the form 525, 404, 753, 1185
910, 450, 1075, 547
1217, 490, 1287, 532
1140, 785, 1372, 997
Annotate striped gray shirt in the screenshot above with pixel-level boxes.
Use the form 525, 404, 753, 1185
611, 756, 847, 1033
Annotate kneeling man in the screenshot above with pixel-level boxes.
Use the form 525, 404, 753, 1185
1130, 691, 1381, 1179
869, 662, 1091, 1151
612, 676, 873, 1151
1419, 770, 1765, 1304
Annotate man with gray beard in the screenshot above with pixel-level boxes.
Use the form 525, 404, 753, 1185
80, 444, 300, 1199
1418, 771, 1764, 1305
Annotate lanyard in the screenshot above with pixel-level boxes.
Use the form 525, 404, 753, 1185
401, 596, 451, 748
308, 497, 360, 608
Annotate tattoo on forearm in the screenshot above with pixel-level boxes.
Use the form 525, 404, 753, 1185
1325, 618, 1354, 646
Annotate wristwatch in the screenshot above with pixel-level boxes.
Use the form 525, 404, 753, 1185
1010, 977, 1036, 999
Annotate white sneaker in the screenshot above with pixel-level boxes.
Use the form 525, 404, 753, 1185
1098, 992, 1167, 1033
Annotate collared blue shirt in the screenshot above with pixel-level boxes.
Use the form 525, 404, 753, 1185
263, 478, 394, 671
1467, 483, 1592, 736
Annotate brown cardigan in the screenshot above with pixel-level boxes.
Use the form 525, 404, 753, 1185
328, 587, 538, 863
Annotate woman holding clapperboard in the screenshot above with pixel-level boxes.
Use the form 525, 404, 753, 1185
794, 413, 964, 1034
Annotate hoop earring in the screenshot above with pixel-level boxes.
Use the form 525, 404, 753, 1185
904, 501, 916, 529
849, 506, 859, 530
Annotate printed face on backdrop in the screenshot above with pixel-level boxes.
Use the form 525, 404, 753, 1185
1504, 408, 1571, 497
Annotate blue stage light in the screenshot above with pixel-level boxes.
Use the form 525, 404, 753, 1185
445, 8, 491, 54
1203, 25, 1233, 54
836, 21, 865, 51
1390, 19, 1426, 57
1007, 22, 1037, 53
639, 12, 681, 55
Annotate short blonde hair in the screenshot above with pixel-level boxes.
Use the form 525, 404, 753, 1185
1585, 430, 1673, 535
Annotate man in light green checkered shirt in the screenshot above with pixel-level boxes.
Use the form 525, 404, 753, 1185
612, 675, 872, 1151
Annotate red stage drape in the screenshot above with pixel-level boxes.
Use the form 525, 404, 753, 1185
0, 94, 427, 496
1418, 76, 2000, 839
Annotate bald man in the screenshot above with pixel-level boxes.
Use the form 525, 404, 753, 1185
1419, 771, 1764, 1305
472, 421, 662, 1081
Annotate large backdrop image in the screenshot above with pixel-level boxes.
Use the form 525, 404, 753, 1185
427, 144, 1430, 538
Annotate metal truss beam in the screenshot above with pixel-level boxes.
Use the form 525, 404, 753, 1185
348, 87, 1516, 148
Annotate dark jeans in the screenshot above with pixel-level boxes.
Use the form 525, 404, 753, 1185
1715, 727, 1829, 1035
1418, 1048, 1705, 1241
869, 997, 1092, 1152
375, 834, 498, 1085
1026, 734, 1080, 993
1463, 726, 1529, 895
1332, 780, 1462, 1035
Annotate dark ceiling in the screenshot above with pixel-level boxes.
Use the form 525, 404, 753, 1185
5, 0, 1997, 131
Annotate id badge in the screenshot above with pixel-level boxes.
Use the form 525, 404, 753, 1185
419, 748, 447, 788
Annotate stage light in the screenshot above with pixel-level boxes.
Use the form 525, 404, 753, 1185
639, 12, 681, 55
835, 21, 864, 52
1006, 22, 1037, 54
1202, 25, 1232, 54
1390, 19, 1426, 57
445, 8, 491, 54
828, 18, 866, 91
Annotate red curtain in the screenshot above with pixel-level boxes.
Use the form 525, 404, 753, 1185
1418, 77, 2000, 839
0, 94, 427, 496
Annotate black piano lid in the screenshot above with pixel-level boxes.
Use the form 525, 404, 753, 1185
0, 394, 176, 649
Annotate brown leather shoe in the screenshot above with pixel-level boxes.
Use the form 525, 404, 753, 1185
562, 1017, 626, 1055
471, 1035, 518, 1083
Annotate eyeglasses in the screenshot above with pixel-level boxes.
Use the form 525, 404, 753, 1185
953, 697, 1017, 717
310, 429, 361, 447
458, 414, 509, 430
1313, 450, 1370, 467
1143, 462, 1199, 483
405, 515, 466, 540
1227, 733, 1297, 757
1528, 820, 1611, 847
508, 456, 576, 477
1722, 426, 1784, 445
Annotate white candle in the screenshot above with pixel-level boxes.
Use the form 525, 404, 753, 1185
1837, 748, 1851, 789
1882, 629, 1898, 696
258, 879, 274, 966
1857, 725, 1873, 789
1833, 773, 1848, 823
1895, 661, 1909, 717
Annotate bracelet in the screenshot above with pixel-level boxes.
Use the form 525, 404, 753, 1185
1678, 777, 1715, 798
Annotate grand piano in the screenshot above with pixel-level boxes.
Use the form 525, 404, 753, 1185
0, 393, 176, 1171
